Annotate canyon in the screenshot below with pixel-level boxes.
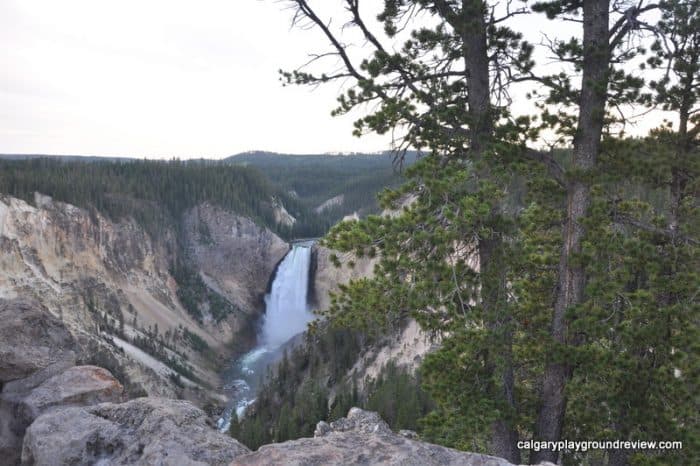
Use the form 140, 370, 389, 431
0, 191, 482, 466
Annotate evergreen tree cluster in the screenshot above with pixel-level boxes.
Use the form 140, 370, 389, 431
278, 1, 699, 464
230, 326, 433, 451
170, 258, 240, 323
0, 157, 308, 238
228, 151, 417, 227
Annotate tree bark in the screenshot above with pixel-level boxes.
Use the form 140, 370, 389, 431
480, 236, 521, 463
461, 1, 520, 461
531, 0, 610, 463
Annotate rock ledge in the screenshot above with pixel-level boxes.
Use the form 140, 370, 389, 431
230, 408, 517, 466
22, 397, 250, 466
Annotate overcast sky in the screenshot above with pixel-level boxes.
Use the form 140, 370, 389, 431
1, 1, 662, 159
1, 0, 398, 158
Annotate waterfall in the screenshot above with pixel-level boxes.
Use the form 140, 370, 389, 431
217, 243, 313, 432
261, 245, 313, 348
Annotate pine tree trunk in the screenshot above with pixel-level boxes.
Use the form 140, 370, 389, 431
670, 99, 691, 233
532, 0, 610, 463
480, 236, 521, 463
460, 1, 519, 461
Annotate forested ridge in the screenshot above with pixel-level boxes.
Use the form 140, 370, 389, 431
0, 155, 404, 325
0, 158, 287, 232
0, 157, 333, 239
228, 151, 416, 224
0, 153, 405, 239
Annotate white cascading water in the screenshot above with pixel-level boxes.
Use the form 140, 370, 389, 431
261, 245, 312, 348
217, 243, 314, 432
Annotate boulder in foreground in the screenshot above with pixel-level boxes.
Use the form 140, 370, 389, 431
0, 299, 76, 383
1, 365, 123, 465
22, 397, 250, 466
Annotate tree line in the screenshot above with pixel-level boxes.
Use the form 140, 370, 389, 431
0, 157, 304, 237
229, 151, 416, 224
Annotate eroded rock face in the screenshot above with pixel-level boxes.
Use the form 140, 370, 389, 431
0, 195, 290, 405
0, 299, 76, 383
183, 203, 289, 315
0, 194, 211, 395
231, 408, 515, 466
22, 397, 250, 466
309, 245, 376, 312
1, 365, 124, 465
310, 246, 435, 388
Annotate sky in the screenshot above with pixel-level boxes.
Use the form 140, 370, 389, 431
1, 0, 396, 158
1, 1, 664, 159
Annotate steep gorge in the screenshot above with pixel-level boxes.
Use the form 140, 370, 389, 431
0, 174, 448, 465
0, 193, 289, 402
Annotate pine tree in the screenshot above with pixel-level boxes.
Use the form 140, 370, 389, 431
277, 1, 696, 464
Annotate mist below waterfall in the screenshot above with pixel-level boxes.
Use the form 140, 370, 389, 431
218, 243, 314, 432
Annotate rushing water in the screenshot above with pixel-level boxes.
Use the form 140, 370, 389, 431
217, 243, 314, 432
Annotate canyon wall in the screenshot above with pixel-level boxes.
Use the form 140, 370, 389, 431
0, 194, 288, 401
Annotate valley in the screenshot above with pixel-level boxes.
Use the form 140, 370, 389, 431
0, 153, 426, 464
4, 1, 698, 464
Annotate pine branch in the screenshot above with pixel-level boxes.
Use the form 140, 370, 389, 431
615, 213, 700, 245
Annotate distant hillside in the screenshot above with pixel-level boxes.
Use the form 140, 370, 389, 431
0, 151, 419, 236
0, 157, 317, 239
226, 151, 418, 224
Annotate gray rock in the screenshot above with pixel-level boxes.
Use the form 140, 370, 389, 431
313, 421, 331, 437
0, 299, 76, 383
399, 429, 419, 439
1, 365, 123, 465
230, 408, 516, 466
19, 365, 125, 419
22, 397, 250, 466
328, 407, 393, 435
183, 203, 289, 315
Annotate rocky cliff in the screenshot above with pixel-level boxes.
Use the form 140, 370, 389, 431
310, 240, 436, 391
182, 203, 289, 316
0, 193, 292, 463
309, 244, 376, 312
0, 193, 288, 407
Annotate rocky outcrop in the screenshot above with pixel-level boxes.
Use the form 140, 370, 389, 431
1, 365, 124, 465
18, 366, 124, 418
231, 408, 516, 466
314, 194, 344, 214
0, 299, 77, 384
22, 397, 250, 466
272, 198, 296, 227
348, 319, 437, 390
182, 203, 289, 315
